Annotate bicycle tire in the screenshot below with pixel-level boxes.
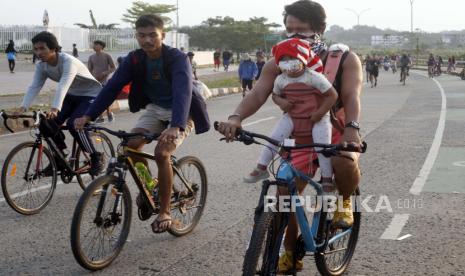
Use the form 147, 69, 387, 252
75, 132, 115, 190
70, 175, 132, 271
168, 156, 208, 237
243, 210, 289, 276
1, 141, 57, 215
315, 188, 361, 276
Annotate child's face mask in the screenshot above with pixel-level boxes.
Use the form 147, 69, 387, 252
278, 59, 304, 74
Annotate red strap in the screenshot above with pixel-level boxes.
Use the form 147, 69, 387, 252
324, 51, 344, 84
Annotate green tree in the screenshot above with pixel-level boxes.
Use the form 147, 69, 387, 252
122, 1, 176, 26
74, 10, 119, 29
179, 16, 281, 55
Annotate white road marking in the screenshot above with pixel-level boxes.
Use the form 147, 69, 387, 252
396, 234, 412, 241
0, 181, 63, 203
452, 161, 465, 167
380, 214, 410, 240
0, 129, 29, 139
243, 117, 275, 127
0, 175, 92, 203
409, 75, 447, 195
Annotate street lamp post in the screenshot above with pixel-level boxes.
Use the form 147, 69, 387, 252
175, 0, 179, 48
409, 0, 414, 33
345, 8, 371, 26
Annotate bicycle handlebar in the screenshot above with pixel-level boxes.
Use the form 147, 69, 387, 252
213, 121, 367, 154
84, 124, 160, 142
0, 110, 43, 133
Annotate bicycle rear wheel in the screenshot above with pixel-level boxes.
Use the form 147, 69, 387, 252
1, 141, 57, 215
70, 175, 132, 270
315, 188, 361, 276
75, 131, 115, 190
168, 156, 208, 237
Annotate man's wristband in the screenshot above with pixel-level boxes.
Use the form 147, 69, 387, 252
228, 113, 241, 121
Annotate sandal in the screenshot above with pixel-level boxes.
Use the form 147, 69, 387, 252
151, 216, 172, 233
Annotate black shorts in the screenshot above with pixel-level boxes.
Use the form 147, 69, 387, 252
370, 69, 379, 77
241, 79, 253, 90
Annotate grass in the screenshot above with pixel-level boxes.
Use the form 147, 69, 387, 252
202, 77, 240, 89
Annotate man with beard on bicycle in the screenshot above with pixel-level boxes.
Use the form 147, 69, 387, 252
216, 0, 363, 273
15, 31, 105, 176
75, 14, 210, 234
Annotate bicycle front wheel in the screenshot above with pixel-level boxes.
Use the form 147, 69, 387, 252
168, 156, 207, 237
1, 141, 57, 215
75, 131, 115, 190
70, 175, 132, 271
243, 211, 286, 276
315, 188, 361, 276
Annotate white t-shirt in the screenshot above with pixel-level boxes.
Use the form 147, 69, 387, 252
272, 69, 332, 96
22, 52, 102, 111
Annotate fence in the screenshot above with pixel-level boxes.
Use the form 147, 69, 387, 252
0, 25, 189, 52
0, 26, 47, 51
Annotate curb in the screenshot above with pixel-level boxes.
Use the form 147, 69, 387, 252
0, 86, 242, 134
110, 86, 242, 112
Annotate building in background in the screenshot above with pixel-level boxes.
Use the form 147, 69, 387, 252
371, 34, 408, 47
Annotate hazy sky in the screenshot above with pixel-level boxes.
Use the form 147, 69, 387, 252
1, 0, 463, 33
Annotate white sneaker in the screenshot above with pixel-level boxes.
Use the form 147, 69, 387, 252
243, 168, 270, 183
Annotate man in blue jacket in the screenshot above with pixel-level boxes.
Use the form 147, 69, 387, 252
238, 53, 258, 97
75, 14, 210, 233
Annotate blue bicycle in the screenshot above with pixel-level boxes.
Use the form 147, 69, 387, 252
214, 122, 366, 276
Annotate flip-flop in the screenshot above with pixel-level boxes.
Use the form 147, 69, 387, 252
151, 217, 172, 233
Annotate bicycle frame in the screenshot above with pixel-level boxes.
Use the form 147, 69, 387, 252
21, 128, 82, 178
99, 145, 195, 215
270, 156, 353, 253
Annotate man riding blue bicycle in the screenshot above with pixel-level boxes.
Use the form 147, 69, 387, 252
217, 0, 363, 273
75, 14, 210, 234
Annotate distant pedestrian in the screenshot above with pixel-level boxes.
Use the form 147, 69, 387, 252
238, 53, 258, 97
5, 40, 17, 73
187, 51, 198, 80
367, 55, 379, 88
364, 54, 371, 82
213, 48, 221, 71
447, 56, 456, 73
88, 40, 116, 122
255, 54, 265, 80
72, 43, 79, 58
437, 55, 443, 75
222, 49, 232, 71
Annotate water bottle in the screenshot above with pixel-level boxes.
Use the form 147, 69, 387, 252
279, 236, 285, 256
135, 162, 155, 191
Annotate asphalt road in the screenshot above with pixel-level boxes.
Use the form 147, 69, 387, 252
0, 70, 464, 275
